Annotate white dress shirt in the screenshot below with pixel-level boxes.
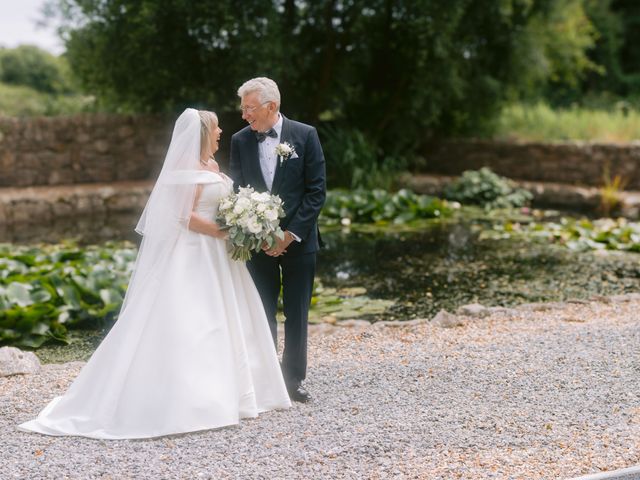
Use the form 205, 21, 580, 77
258, 114, 283, 192
258, 114, 300, 243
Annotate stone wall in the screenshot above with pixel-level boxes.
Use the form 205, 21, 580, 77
4, 115, 640, 234
423, 140, 640, 189
0, 181, 152, 224
4, 116, 640, 191
0, 182, 153, 243
0, 114, 170, 188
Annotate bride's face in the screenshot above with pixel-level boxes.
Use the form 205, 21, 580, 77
210, 124, 222, 155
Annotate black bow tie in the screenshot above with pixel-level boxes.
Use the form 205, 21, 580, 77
255, 128, 278, 143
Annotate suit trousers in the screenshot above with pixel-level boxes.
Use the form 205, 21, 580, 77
247, 250, 316, 384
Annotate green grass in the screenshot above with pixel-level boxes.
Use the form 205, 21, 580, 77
493, 102, 640, 142
0, 82, 96, 117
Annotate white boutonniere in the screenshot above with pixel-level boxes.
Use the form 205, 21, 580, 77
275, 142, 296, 166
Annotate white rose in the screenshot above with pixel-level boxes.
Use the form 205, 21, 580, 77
247, 216, 262, 234
250, 191, 269, 203
237, 214, 251, 228
233, 197, 251, 214
265, 208, 279, 221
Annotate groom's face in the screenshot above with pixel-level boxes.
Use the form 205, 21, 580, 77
241, 92, 277, 132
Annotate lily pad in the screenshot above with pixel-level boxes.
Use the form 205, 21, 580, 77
6, 282, 33, 307
336, 287, 367, 297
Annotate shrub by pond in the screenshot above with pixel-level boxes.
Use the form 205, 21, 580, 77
444, 167, 533, 209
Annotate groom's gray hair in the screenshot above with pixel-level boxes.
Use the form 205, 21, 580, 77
237, 77, 281, 109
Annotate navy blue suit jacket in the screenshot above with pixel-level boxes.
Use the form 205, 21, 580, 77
229, 114, 326, 256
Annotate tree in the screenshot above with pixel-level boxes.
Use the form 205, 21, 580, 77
585, 0, 640, 98
45, 0, 598, 170
615, 0, 640, 95
0, 45, 73, 94
543, 0, 640, 105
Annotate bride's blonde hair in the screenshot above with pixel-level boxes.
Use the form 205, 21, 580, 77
198, 110, 218, 160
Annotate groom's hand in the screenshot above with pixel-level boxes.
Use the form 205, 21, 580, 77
264, 231, 294, 257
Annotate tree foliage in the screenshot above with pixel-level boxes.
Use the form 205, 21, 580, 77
587, 0, 640, 97
45, 0, 598, 176
544, 0, 640, 105
0, 45, 73, 94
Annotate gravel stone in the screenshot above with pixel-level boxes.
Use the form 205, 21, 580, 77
431, 309, 465, 328
335, 319, 371, 328
0, 347, 41, 377
2, 298, 640, 479
456, 303, 489, 318
373, 319, 428, 329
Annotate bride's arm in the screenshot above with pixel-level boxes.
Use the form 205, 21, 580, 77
188, 212, 226, 238
187, 185, 227, 239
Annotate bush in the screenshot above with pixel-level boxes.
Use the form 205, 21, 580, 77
492, 102, 640, 142
444, 168, 533, 209
320, 125, 407, 190
0, 82, 95, 116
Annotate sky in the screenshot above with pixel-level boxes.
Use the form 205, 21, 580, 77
0, 0, 64, 54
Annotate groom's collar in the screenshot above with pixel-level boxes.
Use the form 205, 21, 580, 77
273, 113, 283, 138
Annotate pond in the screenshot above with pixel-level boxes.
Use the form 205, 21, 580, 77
319, 223, 640, 320
5, 210, 640, 363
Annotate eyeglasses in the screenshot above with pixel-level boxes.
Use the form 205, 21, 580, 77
239, 101, 270, 114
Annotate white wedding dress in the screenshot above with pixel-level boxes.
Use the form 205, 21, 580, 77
19, 172, 291, 439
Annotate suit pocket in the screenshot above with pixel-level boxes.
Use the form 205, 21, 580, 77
284, 155, 303, 175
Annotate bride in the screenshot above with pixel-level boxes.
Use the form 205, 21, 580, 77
18, 108, 291, 439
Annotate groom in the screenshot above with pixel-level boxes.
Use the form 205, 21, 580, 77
229, 77, 326, 403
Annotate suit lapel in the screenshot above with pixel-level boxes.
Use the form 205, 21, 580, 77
271, 114, 291, 195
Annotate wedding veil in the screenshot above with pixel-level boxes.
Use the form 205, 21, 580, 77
121, 108, 209, 310
135, 108, 202, 237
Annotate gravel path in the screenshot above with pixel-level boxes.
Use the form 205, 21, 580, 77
2, 297, 640, 479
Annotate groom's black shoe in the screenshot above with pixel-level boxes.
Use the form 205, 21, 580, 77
287, 382, 311, 403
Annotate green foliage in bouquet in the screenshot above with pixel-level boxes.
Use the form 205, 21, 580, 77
0, 242, 136, 348
444, 168, 533, 210
321, 189, 451, 226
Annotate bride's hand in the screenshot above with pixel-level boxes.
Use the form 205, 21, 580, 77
211, 224, 228, 240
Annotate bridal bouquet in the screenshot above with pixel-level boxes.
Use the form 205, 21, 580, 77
217, 186, 286, 261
